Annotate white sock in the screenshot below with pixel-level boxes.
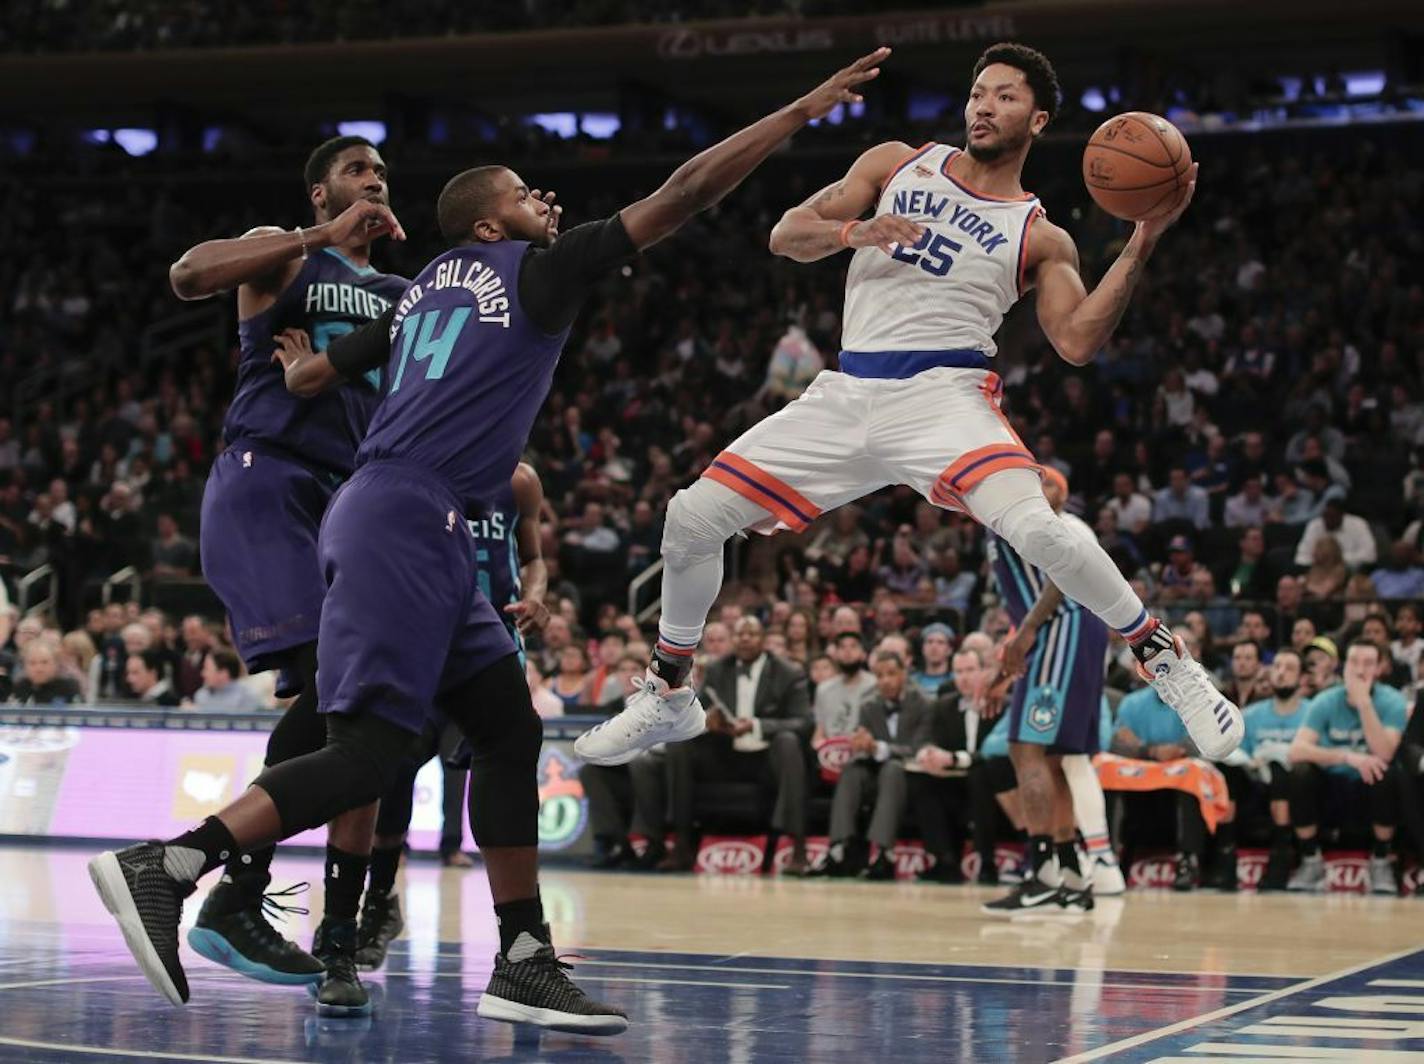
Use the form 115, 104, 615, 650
1064, 755, 1113, 860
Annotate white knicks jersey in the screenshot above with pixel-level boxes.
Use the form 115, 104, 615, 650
840, 142, 1043, 360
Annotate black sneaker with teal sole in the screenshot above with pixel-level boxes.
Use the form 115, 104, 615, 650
311, 918, 372, 1017
187, 877, 325, 985
354, 891, 404, 971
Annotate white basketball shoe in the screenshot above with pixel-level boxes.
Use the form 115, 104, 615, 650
1135, 625, 1244, 759
1089, 854, 1126, 896
573, 674, 706, 766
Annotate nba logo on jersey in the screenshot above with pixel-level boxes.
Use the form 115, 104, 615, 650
1026, 686, 1060, 733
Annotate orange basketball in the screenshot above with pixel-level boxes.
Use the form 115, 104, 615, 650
1082, 112, 1192, 222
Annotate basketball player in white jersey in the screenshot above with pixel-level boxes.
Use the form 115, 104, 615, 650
576, 42, 1244, 770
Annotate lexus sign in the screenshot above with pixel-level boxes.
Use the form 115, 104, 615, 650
655, 15, 1015, 61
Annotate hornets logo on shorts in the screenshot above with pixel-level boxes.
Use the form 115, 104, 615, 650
1027, 685, 1061, 734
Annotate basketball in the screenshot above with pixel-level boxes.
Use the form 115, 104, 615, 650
1082, 111, 1193, 222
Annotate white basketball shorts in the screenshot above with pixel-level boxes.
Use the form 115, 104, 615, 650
704, 367, 1040, 534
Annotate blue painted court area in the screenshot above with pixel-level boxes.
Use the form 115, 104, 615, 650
0, 924, 1297, 1064
1067, 947, 1424, 1062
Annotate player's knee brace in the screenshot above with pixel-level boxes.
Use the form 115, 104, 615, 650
660, 482, 739, 570
1001, 499, 1084, 576
264, 643, 325, 767
255, 712, 409, 836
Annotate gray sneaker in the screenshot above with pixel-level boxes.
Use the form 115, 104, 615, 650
1369, 856, 1398, 896
1287, 853, 1326, 893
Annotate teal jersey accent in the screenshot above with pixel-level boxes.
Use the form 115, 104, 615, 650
979, 713, 1011, 759
911, 671, 950, 698
1098, 696, 1114, 752
1242, 697, 1309, 763
1115, 686, 1189, 748
1301, 684, 1408, 777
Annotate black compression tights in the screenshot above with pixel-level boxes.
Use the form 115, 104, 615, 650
254, 654, 542, 849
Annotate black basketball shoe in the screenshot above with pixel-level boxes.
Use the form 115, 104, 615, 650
311, 918, 372, 1017
89, 842, 196, 1005
981, 874, 1064, 917
188, 877, 325, 985
354, 891, 404, 970
477, 931, 629, 1034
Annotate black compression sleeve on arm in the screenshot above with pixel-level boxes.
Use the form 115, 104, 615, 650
327, 306, 397, 379
517, 215, 638, 334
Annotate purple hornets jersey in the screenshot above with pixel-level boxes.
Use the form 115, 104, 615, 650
229, 247, 407, 475
470, 479, 521, 613
357, 241, 570, 511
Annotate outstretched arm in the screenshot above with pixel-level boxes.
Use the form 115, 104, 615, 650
168, 200, 405, 305
1030, 164, 1198, 366
618, 47, 891, 251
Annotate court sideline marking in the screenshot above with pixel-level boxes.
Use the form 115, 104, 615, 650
0, 1037, 314, 1064
1054, 942, 1424, 1063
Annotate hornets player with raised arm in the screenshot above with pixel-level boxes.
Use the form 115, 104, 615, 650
167, 136, 409, 1004
89, 51, 886, 1032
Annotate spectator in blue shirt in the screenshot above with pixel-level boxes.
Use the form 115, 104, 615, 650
1219, 648, 1309, 890
1153, 466, 1210, 530
1109, 633, 1218, 890
1371, 541, 1424, 602
1286, 640, 1406, 895
909, 623, 955, 697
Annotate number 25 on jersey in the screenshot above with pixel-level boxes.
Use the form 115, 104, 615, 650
890, 229, 964, 278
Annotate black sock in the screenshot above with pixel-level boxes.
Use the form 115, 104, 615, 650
1372, 838, 1392, 859
167, 816, 239, 881
1217, 822, 1237, 852
1055, 840, 1080, 876
1029, 835, 1053, 879
1270, 825, 1292, 850
1300, 837, 1321, 857
324, 846, 369, 922
367, 844, 403, 898
223, 844, 275, 892
494, 894, 549, 959
649, 649, 693, 689
1129, 620, 1177, 663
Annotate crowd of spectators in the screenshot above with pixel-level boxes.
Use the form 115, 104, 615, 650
2, 0, 965, 53
0, 598, 272, 709
2, 85, 1423, 884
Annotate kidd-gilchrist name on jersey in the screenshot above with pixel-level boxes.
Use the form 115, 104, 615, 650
230, 247, 407, 474
356, 240, 570, 511
841, 143, 1042, 360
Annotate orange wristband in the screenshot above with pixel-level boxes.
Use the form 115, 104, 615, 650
838, 220, 858, 247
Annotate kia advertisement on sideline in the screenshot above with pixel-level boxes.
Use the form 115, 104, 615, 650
0, 722, 595, 857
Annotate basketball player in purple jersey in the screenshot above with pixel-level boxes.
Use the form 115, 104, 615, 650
166, 136, 408, 1008
90, 50, 888, 1033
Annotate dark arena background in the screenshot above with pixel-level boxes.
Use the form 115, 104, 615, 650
3, 1, 1424, 1061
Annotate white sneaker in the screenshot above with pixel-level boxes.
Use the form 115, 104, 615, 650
1138, 634, 1243, 759
573, 675, 705, 766
1089, 856, 1126, 896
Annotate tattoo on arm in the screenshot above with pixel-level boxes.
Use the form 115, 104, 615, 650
807, 182, 849, 212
